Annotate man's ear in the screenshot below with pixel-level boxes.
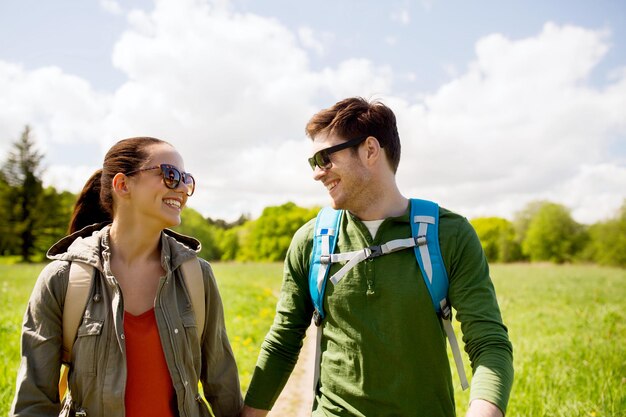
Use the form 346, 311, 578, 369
363, 136, 382, 165
111, 173, 131, 198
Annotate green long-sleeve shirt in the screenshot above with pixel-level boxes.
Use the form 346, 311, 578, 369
245, 207, 513, 416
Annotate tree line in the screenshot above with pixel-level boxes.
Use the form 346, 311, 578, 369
2, 127, 625, 267
0, 127, 75, 261
470, 201, 625, 266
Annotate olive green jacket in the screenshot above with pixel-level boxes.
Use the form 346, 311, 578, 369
11, 224, 243, 417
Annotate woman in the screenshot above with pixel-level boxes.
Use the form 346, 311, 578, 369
11, 137, 243, 417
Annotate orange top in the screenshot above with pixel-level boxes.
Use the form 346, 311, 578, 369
124, 308, 177, 417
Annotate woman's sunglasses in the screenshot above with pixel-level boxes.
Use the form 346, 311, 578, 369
126, 164, 196, 196
307, 136, 368, 171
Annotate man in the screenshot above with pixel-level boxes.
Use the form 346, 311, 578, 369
243, 97, 513, 416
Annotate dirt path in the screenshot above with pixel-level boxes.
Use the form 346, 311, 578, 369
267, 323, 316, 417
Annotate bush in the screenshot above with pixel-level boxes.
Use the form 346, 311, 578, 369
238, 202, 318, 262
585, 202, 626, 267
521, 202, 586, 263
470, 217, 522, 263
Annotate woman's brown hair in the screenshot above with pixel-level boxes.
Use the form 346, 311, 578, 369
68, 137, 169, 233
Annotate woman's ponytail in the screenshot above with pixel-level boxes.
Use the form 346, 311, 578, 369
68, 169, 112, 234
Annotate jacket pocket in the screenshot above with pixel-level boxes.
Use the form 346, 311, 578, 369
181, 307, 202, 367
73, 317, 104, 375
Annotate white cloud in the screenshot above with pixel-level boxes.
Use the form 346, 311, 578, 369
190, 139, 320, 220
556, 164, 626, 223
105, 0, 394, 157
0, 61, 110, 166
391, 9, 410, 25
441, 63, 458, 78
395, 23, 626, 223
385, 36, 398, 46
420, 0, 435, 11
100, 0, 123, 15
0, 0, 391, 218
321, 59, 393, 99
0, 2, 624, 226
43, 164, 102, 196
298, 27, 325, 56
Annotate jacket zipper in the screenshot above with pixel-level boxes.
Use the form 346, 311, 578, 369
158, 268, 192, 417
110, 275, 126, 417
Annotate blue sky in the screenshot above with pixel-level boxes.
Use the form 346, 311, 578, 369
1, 0, 624, 223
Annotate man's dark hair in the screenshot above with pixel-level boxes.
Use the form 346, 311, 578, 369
305, 97, 401, 172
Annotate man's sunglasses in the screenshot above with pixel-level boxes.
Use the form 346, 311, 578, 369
308, 136, 368, 171
126, 164, 196, 196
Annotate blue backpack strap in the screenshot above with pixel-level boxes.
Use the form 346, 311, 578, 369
409, 198, 450, 318
410, 198, 469, 390
309, 207, 342, 326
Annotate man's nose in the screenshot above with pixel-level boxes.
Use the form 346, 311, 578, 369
312, 165, 326, 181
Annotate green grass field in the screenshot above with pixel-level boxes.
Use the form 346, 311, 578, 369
0, 262, 624, 416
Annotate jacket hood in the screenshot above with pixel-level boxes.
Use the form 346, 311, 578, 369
47, 222, 202, 272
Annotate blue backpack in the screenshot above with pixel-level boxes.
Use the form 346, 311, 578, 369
308, 198, 469, 389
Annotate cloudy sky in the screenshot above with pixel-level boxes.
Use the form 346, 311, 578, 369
1, 0, 624, 224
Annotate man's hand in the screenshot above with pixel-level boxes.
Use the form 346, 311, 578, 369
465, 399, 504, 417
240, 405, 270, 417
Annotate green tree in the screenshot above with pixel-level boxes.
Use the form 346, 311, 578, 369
234, 220, 255, 261
240, 202, 318, 261
207, 214, 249, 230
521, 202, 585, 263
35, 188, 76, 257
1, 126, 46, 262
174, 207, 221, 260
217, 228, 240, 261
512, 200, 548, 260
470, 217, 522, 263
585, 201, 626, 267
0, 172, 18, 255
200, 213, 251, 261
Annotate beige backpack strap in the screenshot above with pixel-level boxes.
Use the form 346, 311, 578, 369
180, 258, 205, 338
62, 262, 93, 362
59, 261, 94, 399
